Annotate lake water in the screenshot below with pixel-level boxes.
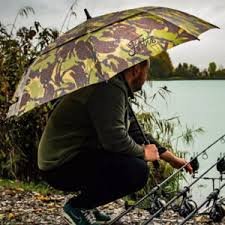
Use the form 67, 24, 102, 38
141, 80, 225, 202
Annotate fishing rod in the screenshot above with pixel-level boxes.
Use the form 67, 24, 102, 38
141, 156, 225, 225
179, 182, 225, 225
127, 101, 160, 169
171, 155, 225, 218
109, 134, 225, 225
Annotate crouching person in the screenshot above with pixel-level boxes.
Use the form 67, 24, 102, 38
38, 60, 192, 225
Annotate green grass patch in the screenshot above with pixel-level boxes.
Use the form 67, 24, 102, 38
0, 178, 63, 195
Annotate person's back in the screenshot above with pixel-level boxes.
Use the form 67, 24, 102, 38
38, 83, 100, 171
38, 76, 133, 171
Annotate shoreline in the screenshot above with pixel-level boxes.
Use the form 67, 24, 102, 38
0, 185, 223, 225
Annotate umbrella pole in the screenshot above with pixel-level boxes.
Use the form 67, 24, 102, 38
128, 101, 160, 169
84, 8, 92, 20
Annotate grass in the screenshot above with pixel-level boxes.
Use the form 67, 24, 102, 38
0, 178, 63, 195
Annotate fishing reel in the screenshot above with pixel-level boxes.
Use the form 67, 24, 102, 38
172, 192, 197, 218
205, 188, 225, 222
179, 197, 197, 218
209, 201, 225, 222
147, 195, 167, 217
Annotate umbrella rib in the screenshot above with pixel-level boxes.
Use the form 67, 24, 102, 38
143, 6, 219, 29
145, 8, 218, 40
87, 36, 106, 82
147, 11, 200, 41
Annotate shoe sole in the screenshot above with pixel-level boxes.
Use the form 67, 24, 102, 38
62, 211, 77, 225
96, 221, 106, 224
61, 209, 109, 225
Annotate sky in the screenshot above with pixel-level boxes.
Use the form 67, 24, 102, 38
0, 0, 224, 69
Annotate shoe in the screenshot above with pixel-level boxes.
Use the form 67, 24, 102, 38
63, 202, 100, 225
93, 208, 111, 223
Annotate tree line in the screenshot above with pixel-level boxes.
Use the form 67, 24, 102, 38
0, 13, 59, 180
150, 52, 225, 80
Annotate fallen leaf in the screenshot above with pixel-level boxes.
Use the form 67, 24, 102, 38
8, 212, 15, 219
36, 195, 51, 201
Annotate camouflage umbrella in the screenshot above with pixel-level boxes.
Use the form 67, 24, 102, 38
7, 6, 218, 118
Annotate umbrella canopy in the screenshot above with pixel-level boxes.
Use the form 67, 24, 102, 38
7, 6, 218, 118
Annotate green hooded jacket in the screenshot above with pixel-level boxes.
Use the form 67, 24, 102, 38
38, 75, 166, 171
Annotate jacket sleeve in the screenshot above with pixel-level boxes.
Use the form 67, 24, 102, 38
128, 119, 167, 155
87, 82, 144, 158
145, 133, 167, 155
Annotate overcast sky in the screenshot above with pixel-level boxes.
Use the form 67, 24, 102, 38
0, 0, 224, 69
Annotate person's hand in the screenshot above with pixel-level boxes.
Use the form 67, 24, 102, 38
144, 144, 160, 162
170, 157, 193, 174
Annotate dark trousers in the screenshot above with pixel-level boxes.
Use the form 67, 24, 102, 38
41, 150, 149, 209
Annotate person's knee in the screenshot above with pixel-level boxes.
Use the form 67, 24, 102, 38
135, 160, 149, 189
126, 159, 149, 193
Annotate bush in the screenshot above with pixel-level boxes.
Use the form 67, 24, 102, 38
0, 19, 58, 181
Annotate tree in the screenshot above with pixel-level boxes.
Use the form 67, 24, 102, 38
208, 62, 217, 78
149, 51, 174, 80
173, 63, 200, 79
189, 64, 200, 78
